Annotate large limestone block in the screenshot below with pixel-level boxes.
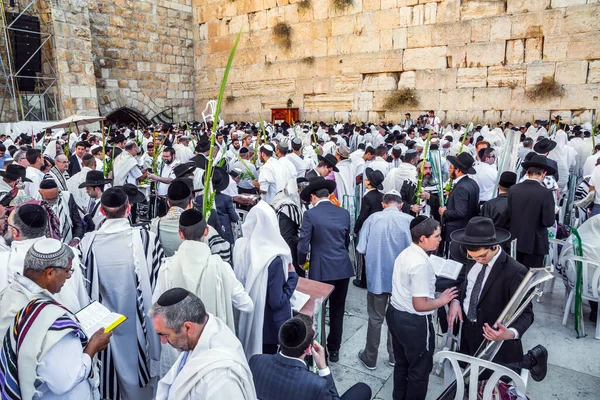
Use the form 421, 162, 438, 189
456, 67, 487, 88
363, 0, 381, 11
332, 74, 362, 92
461, 0, 506, 20
511, 86, 561, 110
525, 62, 556, 86
559, 84, 600, 110
564, 4, 600, 34
313, 77, 331, 94
398, 71, 416, 88
555, 61, 588, 85
339, 50, 404, 74
567, 32, 600, 61
489, 16, 511, 41
304, 94, 354, 111
542, 36, 568, 61
332, 15, 356, 36
525, 38, 543, 63
436, 0, 460, 23
403, 46, 447, 70
413, 89, 441, 110
473, 87, 511, 110
487, 65, 526, 87
440, 88, 473, 110
551, 0, 586, 7
399, 6, 414, 27
361, 72, 400, 91
431, 21, 471, 46
354, 91, 374, 111
415, 68, 457, 90
510, 9, 564, 39
506, 40, 525, 65
381, 29, 394, 51
392, 28, 408, 49
407, 25, 433, 48
471, 18, 491, 42
466, 41, 505, 67
447, 45, 467, 68
588, 61, 600, 84
507, 0, 550, 14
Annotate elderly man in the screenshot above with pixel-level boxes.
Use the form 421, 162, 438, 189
151, 288, 257, 400
0, 239, 111, 400
113, 141, 147, 186
45, 154, 70, 191
356, 190, 413, 371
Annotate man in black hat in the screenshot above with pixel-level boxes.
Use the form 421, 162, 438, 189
481, 171, 517, 251
509, 155, 557, 269
439, 152, 480, 255
249, 314, 371, 400
298, 178, 353, 363
0, 164, 31, 204
447, 217, 547, 382
78, 170, 112, 232
306, 153, 338, 179
532, 137, 559, 181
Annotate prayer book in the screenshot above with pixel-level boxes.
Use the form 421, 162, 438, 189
430, 255, 463, 280
290, 290, 310, 312
76, 301, 127, 337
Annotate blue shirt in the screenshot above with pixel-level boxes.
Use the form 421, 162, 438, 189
0, 153, 10, 168
356, 207, 413, 294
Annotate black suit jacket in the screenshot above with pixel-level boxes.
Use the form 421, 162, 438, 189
480, 194, 510, 231
354, 189, 383, 234
508, 180, 555, 255
443, 176, 480, 240
305, 169, 319, 179
67, 194, 84, 239
458, 250, 534, 365
190, 153, 208, 169
67, 155, 81, 176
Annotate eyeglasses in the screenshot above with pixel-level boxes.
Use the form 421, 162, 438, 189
46, 266, 75, 275
461, 246, 493, 261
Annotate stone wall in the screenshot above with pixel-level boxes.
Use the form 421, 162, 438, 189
193, 0, 600, 124
89, 0, 195, 123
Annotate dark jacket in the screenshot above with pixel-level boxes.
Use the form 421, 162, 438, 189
215, 192, 239, 244
480, 193, 510, 231
443, 176, 480, 240
263, 256, 298, 346
400, 179, 441, 221
67, 194, 84, 240
190, 153, 208, 169
67, 155, 81, 176
354, 189, 383, 235
298, 201, 354, 282
249, 352, 341, 400
458, 250, 534, 365
278, 211, 301, 270
508, 180, 555, 255
306, 169, 319, 179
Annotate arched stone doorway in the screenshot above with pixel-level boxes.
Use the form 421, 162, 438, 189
105, 107, 150, 126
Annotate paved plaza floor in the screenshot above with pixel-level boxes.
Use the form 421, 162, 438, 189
328, 279, 600, 399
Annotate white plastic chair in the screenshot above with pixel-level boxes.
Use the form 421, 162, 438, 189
561, 255, 600, 339
433, 351, 529, 400
202, 100, 217, 125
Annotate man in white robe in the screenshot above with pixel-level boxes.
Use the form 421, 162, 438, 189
113, 142, 146, 186
67, 154, 96, 213
151, 289, 256, 400
255, 144, 288, 204
79, 187, 163, 400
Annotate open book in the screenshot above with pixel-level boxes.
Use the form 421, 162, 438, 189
76, 301, 127, 337
290, 290, 310, 313
430, 255, 463, 281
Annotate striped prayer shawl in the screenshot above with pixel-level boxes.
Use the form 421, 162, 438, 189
0, 299, 87, 400
207, 229, 232, 265
82, 226, 162, 400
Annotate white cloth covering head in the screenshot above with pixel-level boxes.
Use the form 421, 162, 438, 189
233, 200, 291, 359
43, 140, 58, 159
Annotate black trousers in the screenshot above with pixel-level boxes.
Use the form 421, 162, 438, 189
323, 278, 350, 352
341, 382, 372, 400
386, 306, 434, 400
516, 251, 545, 269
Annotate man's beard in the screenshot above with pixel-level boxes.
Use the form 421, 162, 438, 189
164, 158, 173, 165
423, 174, 435, 186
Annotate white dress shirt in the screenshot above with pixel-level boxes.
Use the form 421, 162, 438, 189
471, 161, 498, 202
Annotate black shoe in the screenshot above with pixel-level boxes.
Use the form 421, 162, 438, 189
329, 351, 339, 363
527, 345, 548, 382
352, 279, 366, 289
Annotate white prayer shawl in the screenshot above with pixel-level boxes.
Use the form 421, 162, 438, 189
156, 314, 256, 400
46, 166, 69, 192
67, 166, 93, 213
563, 215, 600, 287
79, 218, 163, 400
43, 140, 58, 158
258, 157, 288, 204
334, 159, 357, 200
233, 201, 291, 359
568, 137, 592, 176
112, 151, 139, 186
549, 130, 577, 190
321, 141, 337, 156
382, 163, 417, 193
286, 152, 308, 177
0, 238, 89, 314
173, 143, 193, 163
52, 191, 74, 243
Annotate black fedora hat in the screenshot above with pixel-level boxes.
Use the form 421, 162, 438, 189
365, 167, 384, 191
78, 170, 112, 188
450, 216, 511, 247
173, 161, 196, 178
211, 166, 229, 192
317, 154, 339, 172
0, 164, 31, 182
498, 171, 517, 189
113, 133, 127, 143
195, 137, 210, 153
300, 177, 336, 203
447, 152, 476, 174
533, 138, 556, 154
521, 154, 557, 176
120, 183, 145, 204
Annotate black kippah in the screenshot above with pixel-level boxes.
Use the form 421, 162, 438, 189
239, 147, 249, 155
410, 215, 429, 230
167, 180, 191, 201
179, 208, 203, 227
157, 287, 189, 306
279, 319, 306, 348
101, 187, 127, 208
39, 179, 57, 189
17, 204, 47, 228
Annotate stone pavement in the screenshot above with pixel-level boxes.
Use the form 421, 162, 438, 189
328, 280, 600, 399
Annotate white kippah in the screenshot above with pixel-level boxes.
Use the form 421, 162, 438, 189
262, 144, 274, 152
385, 189, 402, 197
29, 238, 67, 260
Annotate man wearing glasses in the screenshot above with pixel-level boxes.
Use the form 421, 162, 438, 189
447, 217, 547, 382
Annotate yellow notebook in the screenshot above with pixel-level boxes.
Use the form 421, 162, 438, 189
76, 301, 127, 337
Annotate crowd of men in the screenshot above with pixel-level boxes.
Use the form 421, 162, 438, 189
0, 111, 598, 399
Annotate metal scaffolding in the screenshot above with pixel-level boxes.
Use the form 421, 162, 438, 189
0, 0, 58, 122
